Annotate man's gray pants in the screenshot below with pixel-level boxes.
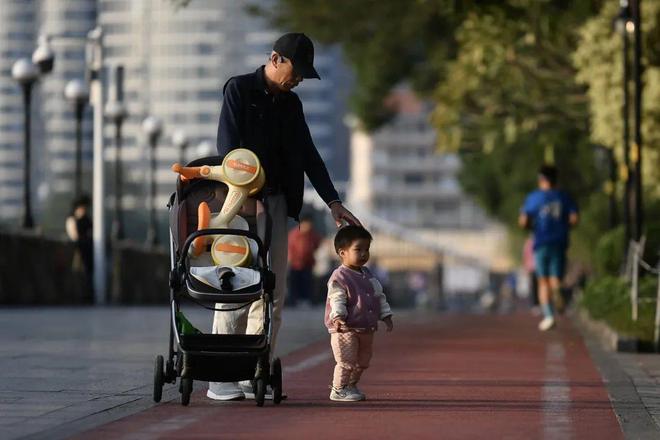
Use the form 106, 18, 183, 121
211, 194, 288, 357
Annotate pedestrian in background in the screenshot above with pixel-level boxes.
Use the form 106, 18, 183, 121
288, 213, 322, 307
65, 194, 93, 301
519, 165, 578, 331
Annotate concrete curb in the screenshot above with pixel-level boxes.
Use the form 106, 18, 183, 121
572, 307, 639, 352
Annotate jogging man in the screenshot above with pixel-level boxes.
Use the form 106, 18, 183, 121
519, 165, 578, 331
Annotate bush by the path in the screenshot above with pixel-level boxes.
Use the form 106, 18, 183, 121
580, 275, 658, 342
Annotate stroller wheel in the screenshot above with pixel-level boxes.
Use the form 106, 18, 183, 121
153, 355, 164, 403
271, 358, 283, 405
254, 377, 265, 407
181, 377, 193, 406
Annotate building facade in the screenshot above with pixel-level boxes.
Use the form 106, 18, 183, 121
99, 0, 350, 221
0, 0, 96, 227
0, 0, 350, 235
348, 87, 487, 230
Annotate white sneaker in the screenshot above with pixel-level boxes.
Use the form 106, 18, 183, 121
329, 386, 362, 402
538, 317, 556, 331
347, 385, 366, 401
207, 382, 245, 401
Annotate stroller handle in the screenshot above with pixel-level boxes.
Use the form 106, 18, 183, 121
178, 228, 267, 269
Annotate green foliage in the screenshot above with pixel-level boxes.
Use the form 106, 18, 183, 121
261, 0, 462, 130
574, 1, 660, 199
432, 4, 594, 154
592, 226, 625, 276
580, 274, 658, 341
266, 0, 660, 265
642, 221, 660, 268
569, 192, 613, 264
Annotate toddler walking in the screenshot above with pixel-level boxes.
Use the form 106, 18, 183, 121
324, 225, 393, 402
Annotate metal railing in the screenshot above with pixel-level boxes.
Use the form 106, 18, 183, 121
625, 237, 660, 350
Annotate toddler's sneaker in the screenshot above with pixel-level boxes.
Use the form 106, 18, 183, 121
329, 386, 362, 402
538, 317, 556, 331
347, 384, 366, 401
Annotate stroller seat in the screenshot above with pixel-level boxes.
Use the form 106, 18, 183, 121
187, 265, 263, 303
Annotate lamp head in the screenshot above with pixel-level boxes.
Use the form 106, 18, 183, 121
142, 116, 163, 143
65, 79, 89, 103
32, 34, 55, 74
105, 100, 128, 122
12, 58, 39, 85
172, 129, 189, 149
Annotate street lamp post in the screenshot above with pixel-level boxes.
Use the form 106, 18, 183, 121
142, 116, 163, 246
65, 79, 89, 198
86, 25, 107, 305
595, 145, 619, 229
616, 0, 635, 249
105, 66, 128, 242
630, 0, 643, 241
172, 129, 189, 165
10, 34, 55, 230
11, 59, 39, 229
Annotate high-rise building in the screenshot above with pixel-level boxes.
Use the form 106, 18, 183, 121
38, 0, 97, 210
99, 0, 350, 222
0, 1, 39, 221
346, 87, 513, 276
0, 0, 350, 233
348, 86, 487, 229
0, 0, 96, 226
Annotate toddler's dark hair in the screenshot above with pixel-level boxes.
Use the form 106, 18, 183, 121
334, 225, 372, 254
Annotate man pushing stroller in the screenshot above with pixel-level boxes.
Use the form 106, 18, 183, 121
208, 32, 360, 401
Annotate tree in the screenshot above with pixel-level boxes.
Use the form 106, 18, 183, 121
261, 0, 464, 129
573, 0, 660, 197
266, 1, 617, 257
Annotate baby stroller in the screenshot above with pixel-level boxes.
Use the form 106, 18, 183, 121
152, 154, 282, 407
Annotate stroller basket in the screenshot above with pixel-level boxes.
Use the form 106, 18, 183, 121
180, 333, 267, 353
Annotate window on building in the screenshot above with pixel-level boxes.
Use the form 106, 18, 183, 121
101, 1, 127, 12
404, 173, 424, 185
64, 10, 96, 21
197, 90, 218, 101
196, 43, 214, 55
197, 113, 214, 123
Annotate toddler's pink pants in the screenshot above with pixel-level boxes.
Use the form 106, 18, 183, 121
330, 331, 374, 388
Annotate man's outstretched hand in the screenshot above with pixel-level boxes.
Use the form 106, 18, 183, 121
330, 202, 362, 228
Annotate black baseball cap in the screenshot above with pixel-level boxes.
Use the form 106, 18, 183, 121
273, 33, 320, 79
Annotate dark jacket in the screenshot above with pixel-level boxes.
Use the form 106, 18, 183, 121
216, 66, 340, 220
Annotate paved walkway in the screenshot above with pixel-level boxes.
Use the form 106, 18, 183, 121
0, 306, 327, 440
5, 308, 660, 439
617, 352, 660, 429
74, 313, 627, 439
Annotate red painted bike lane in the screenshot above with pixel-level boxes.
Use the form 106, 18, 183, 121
75, 313, 623, 439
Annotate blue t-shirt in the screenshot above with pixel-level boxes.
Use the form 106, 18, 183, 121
522, 189, 578, 249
